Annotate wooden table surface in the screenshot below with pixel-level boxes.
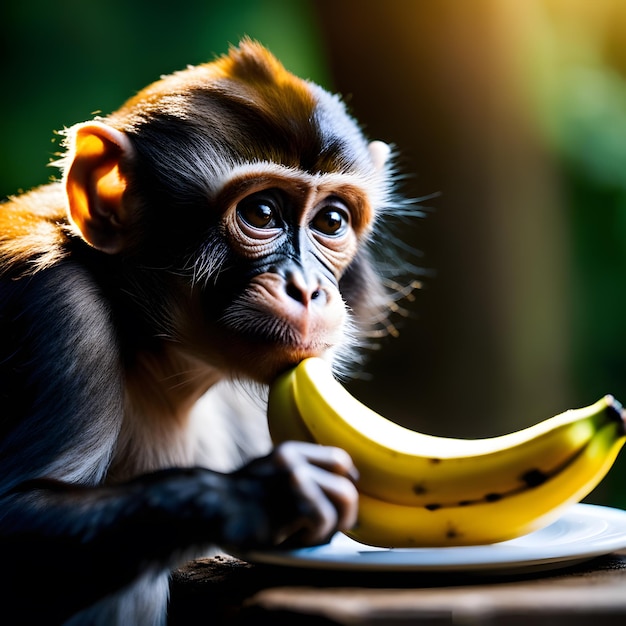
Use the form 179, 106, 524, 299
168, 547, 626, 625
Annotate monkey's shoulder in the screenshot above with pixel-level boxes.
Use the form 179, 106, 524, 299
0, 182, 75, 276
0, 184, 113, 325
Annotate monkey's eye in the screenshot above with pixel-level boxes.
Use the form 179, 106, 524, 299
237, 192, 282, 230
311, 203, 350, 237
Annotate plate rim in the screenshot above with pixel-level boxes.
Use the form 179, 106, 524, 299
231, 503, 626, 573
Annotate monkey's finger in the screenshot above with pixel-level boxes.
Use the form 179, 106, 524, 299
283, 464, 358, 545
270, 479, 335, 547
303, 464, 359, 531
274, 441, 359, 483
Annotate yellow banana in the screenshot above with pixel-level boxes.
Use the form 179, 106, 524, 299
277, 358, 622, 507
266, 358, 626, 547
347, 421, 625, 547
267, 366, 314, 444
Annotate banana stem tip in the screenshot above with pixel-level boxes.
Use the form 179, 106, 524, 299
604, 394, 626, 434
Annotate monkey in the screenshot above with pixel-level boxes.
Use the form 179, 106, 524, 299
0, 40, 406, 625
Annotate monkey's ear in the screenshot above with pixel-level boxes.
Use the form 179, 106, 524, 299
65, 121, 134, 254
368, 141, 391, 172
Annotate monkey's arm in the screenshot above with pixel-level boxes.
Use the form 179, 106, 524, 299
0, 444, 357, 624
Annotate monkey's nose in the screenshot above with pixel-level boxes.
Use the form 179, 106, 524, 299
284, 270, 325, 306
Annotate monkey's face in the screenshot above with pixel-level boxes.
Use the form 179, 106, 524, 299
192, 166, 375, 382
63, 42, 395, 384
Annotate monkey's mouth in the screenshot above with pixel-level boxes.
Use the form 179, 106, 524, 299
218, 287, 346, 360
212, 276, 348, 380
219, 306, 334, 355
213, 308, 337, 383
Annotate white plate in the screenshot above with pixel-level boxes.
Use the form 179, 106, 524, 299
234, 504, 626, 574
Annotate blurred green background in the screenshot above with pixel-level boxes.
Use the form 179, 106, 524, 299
2, 0, 626, 508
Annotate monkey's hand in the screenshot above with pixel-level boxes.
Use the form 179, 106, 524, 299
0, 444, 356, 612
219, 441, 359, 550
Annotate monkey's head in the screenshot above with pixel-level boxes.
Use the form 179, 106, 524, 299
62, 40, 404, 383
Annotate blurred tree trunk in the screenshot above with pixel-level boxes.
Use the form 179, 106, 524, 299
315, 0, 571, 436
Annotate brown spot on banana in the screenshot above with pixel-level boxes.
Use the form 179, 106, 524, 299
484, 493, 503, 502
521, 468, 548, 487
413, 483, 428, 495
446, 526, 462, 540
424, 503, 442, 511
